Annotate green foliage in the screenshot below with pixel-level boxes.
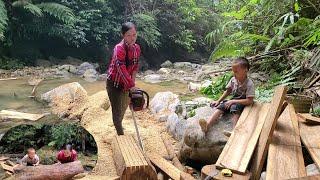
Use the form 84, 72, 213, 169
200, 72, 233, 100
0, 0, 8, 40
313, 106, 320, 117
37, 3, 76, 25
174, 30, 196, 52
0, 123, 97, 154
132, 13, 161, 49
0, 57, 25, 70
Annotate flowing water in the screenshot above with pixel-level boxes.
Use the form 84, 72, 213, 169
0, 77, 192, 135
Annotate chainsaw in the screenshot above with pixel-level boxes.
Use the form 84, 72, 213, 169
129, 89, 149, 111
128, 88, 149, 151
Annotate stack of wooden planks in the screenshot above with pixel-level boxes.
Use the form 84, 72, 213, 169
111, 135, 158, 180
201, 85, 320, 180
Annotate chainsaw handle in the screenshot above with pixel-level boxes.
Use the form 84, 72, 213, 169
141, 90, 149, 108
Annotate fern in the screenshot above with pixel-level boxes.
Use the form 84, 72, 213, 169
24, 3, 43, 17
37, 3, 76, 25
0, 0, 8, 40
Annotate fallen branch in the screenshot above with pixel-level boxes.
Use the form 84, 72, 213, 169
161, 135, 186, 172
205, 68, 232, 75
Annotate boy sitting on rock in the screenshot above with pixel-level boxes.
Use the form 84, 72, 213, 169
199, 57, 255, 136
20, 147, 40, 166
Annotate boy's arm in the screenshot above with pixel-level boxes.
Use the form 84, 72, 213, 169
217, 88, 232, 103
20, 155, 27, 165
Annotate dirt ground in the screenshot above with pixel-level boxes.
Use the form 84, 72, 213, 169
79, 106, 179, 179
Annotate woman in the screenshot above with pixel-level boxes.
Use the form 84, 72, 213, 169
106, 22, 141, 135
56, 144, 77, 164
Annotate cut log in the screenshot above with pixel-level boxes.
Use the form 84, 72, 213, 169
215, 103, 269, 173
161, 134, 185, 172
0, 162, 14, 173
147, 153, 194, 180
201, 164, 250, 180
250, 85, 287, 180
111, 135, 157, 180
300, 121, 320, 169
14, 161, 84, 180
266, 104, 306, 179
0, 110, 45, 121
298, 113, 320, 124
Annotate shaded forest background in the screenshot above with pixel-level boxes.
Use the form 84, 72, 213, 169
0, 0, 319, 73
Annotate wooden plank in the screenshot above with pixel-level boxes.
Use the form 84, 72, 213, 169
216, 103, 270, 173
300, 121, 320, 169
250, 85, 287, 180
201, 164, 250, 180
298, 113, 320, 124
111, 135, 156, 180
0, 162, 14, 173
0, 157, 9, 161
266, 104, 306, 180
0, 110, 45, 121
147, 153, 194, 180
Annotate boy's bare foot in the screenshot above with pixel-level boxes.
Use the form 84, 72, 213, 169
199, 119, 208, 133
223, 130, 232, 137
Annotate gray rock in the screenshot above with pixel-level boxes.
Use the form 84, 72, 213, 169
41, 82, 88, 104
306, 163, 320, 176
173, 62, 193, 69
76, 62, 95, 75
58, 64, 77, 74
65, 56, 83, 66
260, 171, 266, 180
83, 69, 98, 82
143, 74, 164, 84
179, 106, 233, 163
188, 82, 202, 92
144, 70, 155, 75
151, 92, 180, 114
35, 59, 52, 67
161, 60, 173, 68
98, 74, 108, 81
158, 68, 171, 75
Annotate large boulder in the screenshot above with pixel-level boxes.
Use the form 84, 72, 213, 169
40, 82, 88, 117
58, 64, 77, 74
150, 92, 180, 122
76, 62, 95, 75
83, 69, 98, 82
160, 60, 173, 68
178, 106, 232, 163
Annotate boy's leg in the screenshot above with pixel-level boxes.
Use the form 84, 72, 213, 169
199, 101, 226, 133
230, 103, 245, 128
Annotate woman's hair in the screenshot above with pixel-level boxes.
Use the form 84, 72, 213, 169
121, 22, 136, 35
233, 57, 250, 70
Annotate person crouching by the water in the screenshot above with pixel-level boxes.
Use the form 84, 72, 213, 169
106, 22, 141, 135
56, 144, 77, 164
20, 147, 40, 166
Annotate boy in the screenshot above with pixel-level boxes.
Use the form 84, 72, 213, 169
20, 147, 40, 166
199, 57, 255, 135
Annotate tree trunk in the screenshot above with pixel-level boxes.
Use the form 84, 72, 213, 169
14, 161, 84, 180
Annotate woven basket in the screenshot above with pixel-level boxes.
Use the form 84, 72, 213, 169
286, 95, 313, 113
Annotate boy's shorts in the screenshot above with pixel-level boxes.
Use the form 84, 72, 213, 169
216, 100, 245, 114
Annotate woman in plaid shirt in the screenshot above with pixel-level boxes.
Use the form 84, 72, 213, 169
106, 22, 141, 135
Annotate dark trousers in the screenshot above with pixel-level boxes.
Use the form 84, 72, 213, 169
106, 80, 129, 135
